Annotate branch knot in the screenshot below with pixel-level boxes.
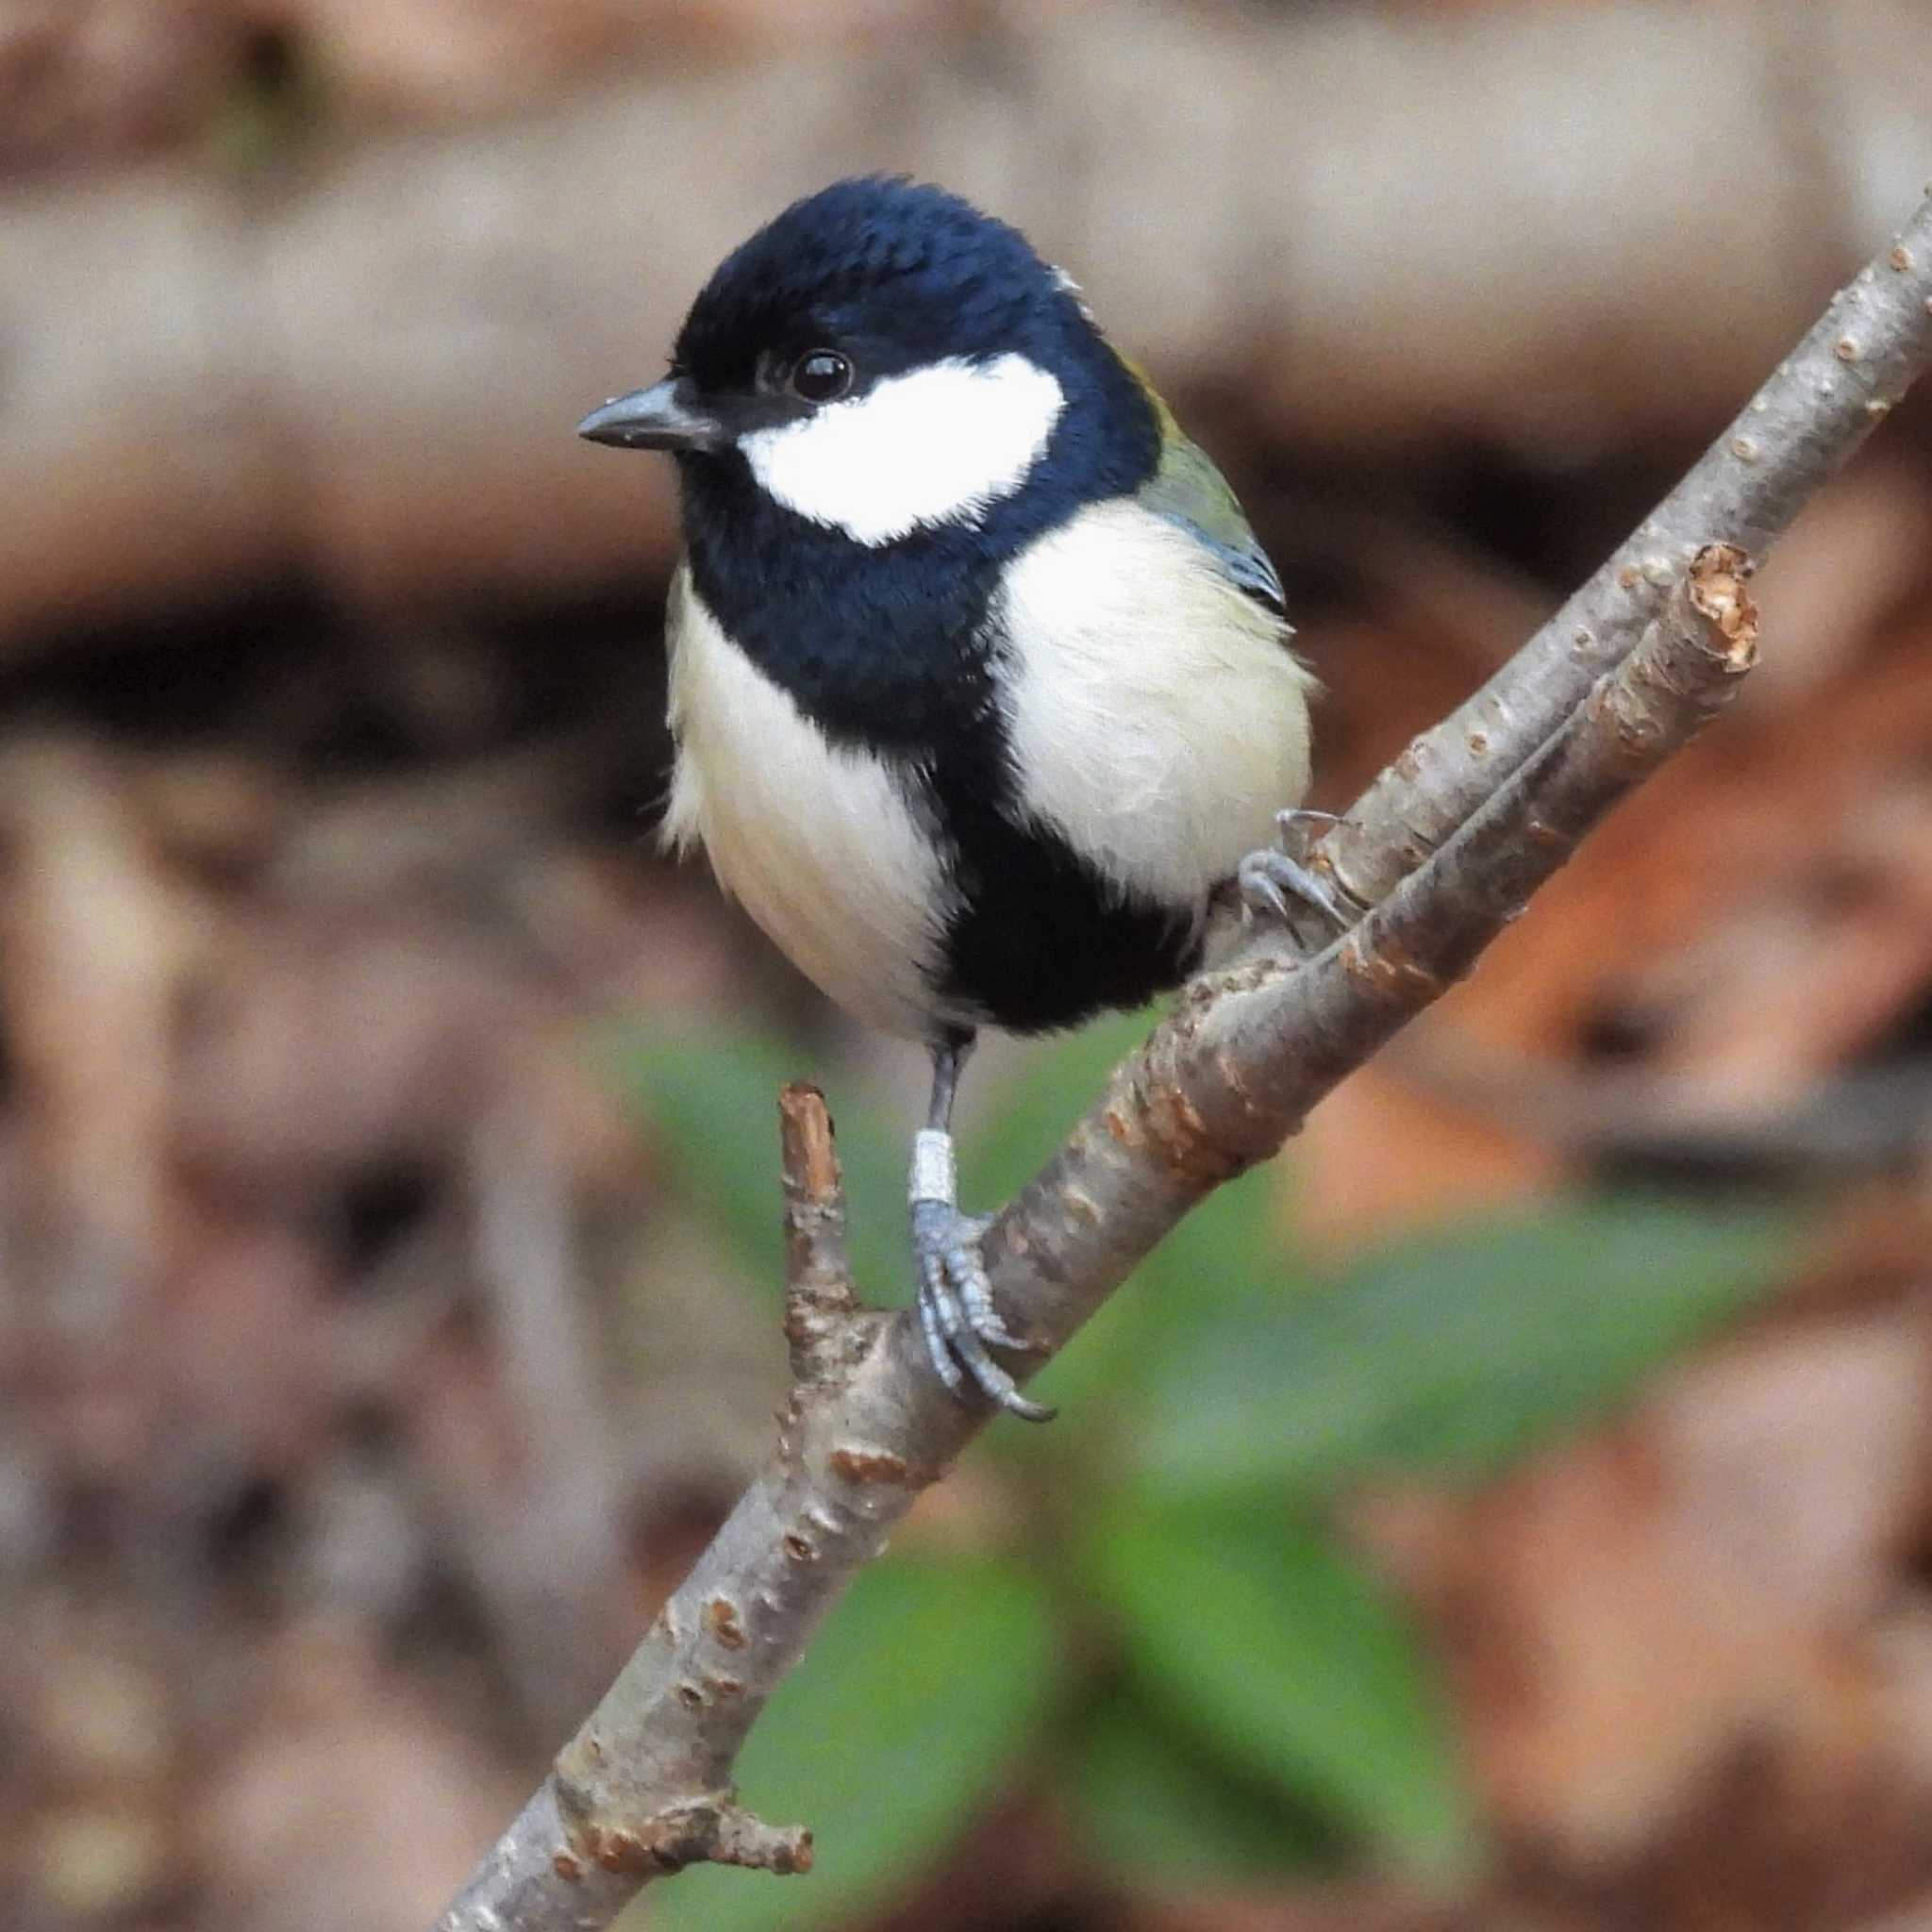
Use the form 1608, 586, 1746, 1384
559, 1794, 812, 1879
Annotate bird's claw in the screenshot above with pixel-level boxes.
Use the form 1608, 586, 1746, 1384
911, 1199, 1055, 1423
1238, 808, 1353, 936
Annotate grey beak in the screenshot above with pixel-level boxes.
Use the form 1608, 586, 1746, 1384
576, 377, 724, 452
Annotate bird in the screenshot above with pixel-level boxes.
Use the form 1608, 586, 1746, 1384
579, 176, 1329, 1423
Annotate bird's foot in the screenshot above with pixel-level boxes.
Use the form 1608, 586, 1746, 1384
1237, 808, 1353, 937
908, 1131, 1054, 1423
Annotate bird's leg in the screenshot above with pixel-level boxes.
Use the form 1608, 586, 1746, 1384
1238, 807, 1354, 939
908, 1031, 1055, 1424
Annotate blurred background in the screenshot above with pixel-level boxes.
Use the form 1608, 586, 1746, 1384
6, 2, 1932, 1929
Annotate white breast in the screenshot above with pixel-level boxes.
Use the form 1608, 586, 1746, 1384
660, 569, 949, 1040
994, 499, 1317, 907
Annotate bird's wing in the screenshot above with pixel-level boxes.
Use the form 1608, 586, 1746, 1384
1128, 375, 1289, 622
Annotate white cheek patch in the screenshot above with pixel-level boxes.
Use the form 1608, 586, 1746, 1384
741, 353, 1065, 545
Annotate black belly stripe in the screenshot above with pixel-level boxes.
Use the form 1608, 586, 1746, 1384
916, 750, 1202, 1035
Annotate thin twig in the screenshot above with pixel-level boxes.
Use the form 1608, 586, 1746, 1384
777, 1083, 874, 1384
433, 188, 1932, 1932
1313, 192, 1932, 914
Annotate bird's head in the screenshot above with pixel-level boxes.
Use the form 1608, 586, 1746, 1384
577, 177, 1157, 547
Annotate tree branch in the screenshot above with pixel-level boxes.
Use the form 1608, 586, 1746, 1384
1314, 194, 1932, 913
431, 194, 1932, 1932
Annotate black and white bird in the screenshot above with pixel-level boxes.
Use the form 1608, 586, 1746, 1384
579, 177, 1326, 1421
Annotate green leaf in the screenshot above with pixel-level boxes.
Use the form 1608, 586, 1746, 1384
601, 1023, 908, 1300
1140, 1194, 1790, 1497
1090, 1504, 1479, 1874
644, 1557, 1058, 1932
1070, 1694, 1337, 1880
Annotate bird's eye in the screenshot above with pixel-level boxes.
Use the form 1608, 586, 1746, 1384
790, 350, 853, 403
